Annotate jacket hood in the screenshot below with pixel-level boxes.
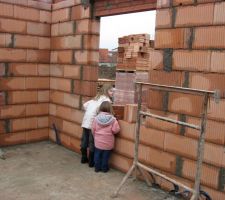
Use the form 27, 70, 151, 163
95, 112, 115, 126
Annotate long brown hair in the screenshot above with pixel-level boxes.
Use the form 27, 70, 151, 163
94, 83, 113, 100
98, 101, 114, 114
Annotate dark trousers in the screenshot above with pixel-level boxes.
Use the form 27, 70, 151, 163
80, 128, 94, 152
94, 148, 111, 172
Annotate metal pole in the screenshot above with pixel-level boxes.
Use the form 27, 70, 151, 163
191, 94, 209, 200
134, 83, 143, 178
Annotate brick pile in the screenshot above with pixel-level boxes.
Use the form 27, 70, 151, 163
114, 34, 155, 105
0, 0, 51, 146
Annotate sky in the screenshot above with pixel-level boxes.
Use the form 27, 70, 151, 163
99, 11, 156, 50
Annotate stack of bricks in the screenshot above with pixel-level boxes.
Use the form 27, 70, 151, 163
114, 34, 155, 105
0, 0, 51, 146
48, 0, 100, 153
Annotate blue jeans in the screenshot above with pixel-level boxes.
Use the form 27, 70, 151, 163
94, 148, 111, 172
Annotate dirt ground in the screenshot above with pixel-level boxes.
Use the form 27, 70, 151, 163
0, 141, 180, 200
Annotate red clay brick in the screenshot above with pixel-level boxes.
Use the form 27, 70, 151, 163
182, 158, 220, 189
110, 153, 133, 173
28, 0, 51, 11
124, 104, 137, 123
156, 9, 172, 28
0, 48, 26, 62
8, 91, 38, 104
211, 51, 225, 73
62, 120, 82, 139
164, 132, 197, 159
38, 64, 50, 76
168, 92, 204, 117
175, 4, 214, 27
14, 5, 40, 22
74, 50, 99, 65
49, 103, 57, 116
0, 78, 26, 90
26, 103, 49, 116
73, 80, 97, 96
60, 133, 71, 149
148, 49, 163, 70
201, 186, 225, 200
51, 23, 59, 36
213, 1, 225, 24
0, 3, 13, 17
193, 26, 225, 49
26, 128, 48, 143
38, 90, 49, 102
149, 70, 183, 87
11, 117, 38, 131
58, 21, 75, 36
38, 116, 49, 128
208, 99, 225, 122
146, 89, 165, 110
82, 65, 98, 81
188, 73, 225, 97
0, 92, 6, 106
27, 22, 51, 36
140, 125, 165, 150
40, 10, 51, 23
186, 116, 225, 145
9, 63, 38, 76
39, 37, 51, 49
14, 35, 39, 49
83, 35, 100, 50
26, 49, 50, 63
0, 33, 12, 48
71, 5, 90, 20
0, 132, 26, 146
50, 64, 64, 77
69, 136, 80, 153
155, 28, 191, 49
0, 18, 26, 34
139, 144, 177, 173
49, 52, 57, 65
64, 65, 80, 79
173, 50, 211, 72
58, 50, 73, 64
50, 90, 63, 104
118, 120, 135, 141
0, 120, 6, 134
50, 77, 71, 92
145, 110, 179, 134
204, 142, 224, 167
52, 7, 70, 23
52, 0, 78, 10
26, 77, 50, 89
76, 19, 100, 34
51, 35, 82, 49
0, 105, 26, 119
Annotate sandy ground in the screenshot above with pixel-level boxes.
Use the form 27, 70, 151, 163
0, 141, 180, 200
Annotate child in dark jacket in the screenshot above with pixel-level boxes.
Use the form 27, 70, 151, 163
92, 101, 120, 172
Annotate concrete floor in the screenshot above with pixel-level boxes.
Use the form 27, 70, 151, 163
0, 141, 180, 200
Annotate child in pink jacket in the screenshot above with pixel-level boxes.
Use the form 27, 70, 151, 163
92, 101, 120, 172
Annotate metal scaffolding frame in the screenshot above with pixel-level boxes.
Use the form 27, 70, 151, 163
112, 82, 218, 200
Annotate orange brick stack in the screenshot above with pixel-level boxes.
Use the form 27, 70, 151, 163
49, 0, 100, 152
0, 0, 51, 146
114, 34, 156, 105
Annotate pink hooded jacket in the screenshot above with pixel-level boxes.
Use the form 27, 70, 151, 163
92, 112, 120, 150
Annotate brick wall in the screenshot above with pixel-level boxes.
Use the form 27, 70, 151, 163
48, 0, 100, 153
0, 0, 51, 146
